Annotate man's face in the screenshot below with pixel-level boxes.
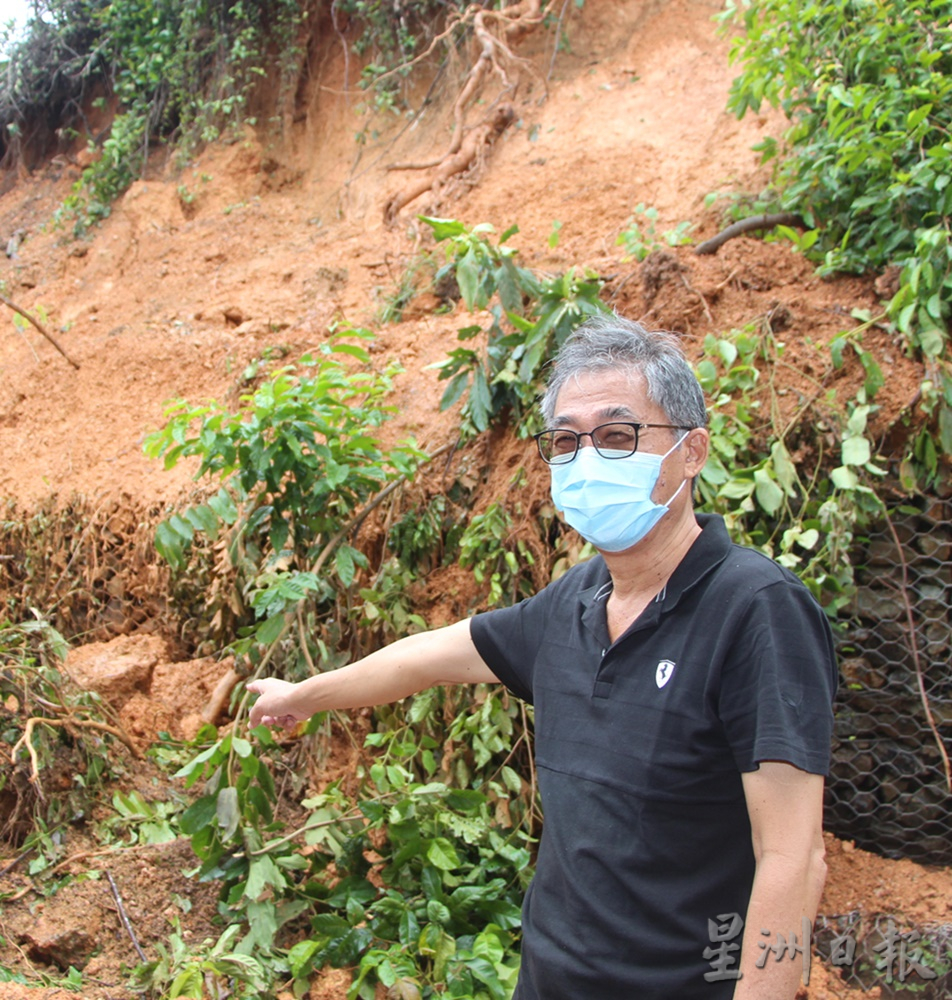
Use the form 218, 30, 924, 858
550, 369, 707, 505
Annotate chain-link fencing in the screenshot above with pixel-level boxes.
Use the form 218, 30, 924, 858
822, 493, 952, 996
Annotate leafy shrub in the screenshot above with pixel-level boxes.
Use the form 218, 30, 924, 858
2, 0, 300, 233
722, 0, 952, 481
144, 331, 425, 667
695, 318, 886, 612
423, 217, 608, 435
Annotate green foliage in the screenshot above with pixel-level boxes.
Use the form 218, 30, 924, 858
294, 726, 528, 1000
144, 331, 425, 664
149, 690, 531, 999
722, 0, 952, 476
459, 503, 536, 608
695, 319, 886, 612
422, 217, 608, 435
615, 204, 694, 261
2, 0, 300, 234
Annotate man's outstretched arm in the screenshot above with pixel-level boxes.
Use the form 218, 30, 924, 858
247, 619, 498, 729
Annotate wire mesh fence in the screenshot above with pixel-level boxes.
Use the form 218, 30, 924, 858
826, 494, 952, 864
822, 493, 952, 995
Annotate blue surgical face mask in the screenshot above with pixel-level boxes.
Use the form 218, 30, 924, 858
549, 434, 688, 552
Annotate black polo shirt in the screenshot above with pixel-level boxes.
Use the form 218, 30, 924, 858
470, 514, 837, 1000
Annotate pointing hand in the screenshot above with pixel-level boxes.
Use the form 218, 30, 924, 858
247, 677, 308, 730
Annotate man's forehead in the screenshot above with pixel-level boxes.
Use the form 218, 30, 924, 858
551, 403, 641, 427
551, 369, 657, 424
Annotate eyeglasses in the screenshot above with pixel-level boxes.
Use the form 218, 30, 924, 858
534, 422, 692, 465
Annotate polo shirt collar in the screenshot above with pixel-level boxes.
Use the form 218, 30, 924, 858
577, 513, 733, 616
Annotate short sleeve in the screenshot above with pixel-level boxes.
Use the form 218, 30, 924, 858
717, 578, 837, 775
470, 589, 551, 704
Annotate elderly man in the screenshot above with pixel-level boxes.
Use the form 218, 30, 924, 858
248, 315, 837, 1000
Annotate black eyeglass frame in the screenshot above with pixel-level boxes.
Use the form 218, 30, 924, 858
533, 422, 693, 465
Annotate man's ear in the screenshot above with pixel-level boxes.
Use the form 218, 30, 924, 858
683, 427, 710, 478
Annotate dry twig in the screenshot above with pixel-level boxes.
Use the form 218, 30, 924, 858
883, 512, 952, 793
107, 871, 148, 962
10, 715, 140, 790
0, 295, 81, 369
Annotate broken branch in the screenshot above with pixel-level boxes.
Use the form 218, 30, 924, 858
0, 295, 81, 369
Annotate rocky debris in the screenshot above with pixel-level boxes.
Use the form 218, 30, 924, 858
20, 911, 101, 971
64, 636, 234, 745
65, 634, 169, 703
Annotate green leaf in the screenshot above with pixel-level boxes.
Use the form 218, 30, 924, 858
208, 488, 238, 524
155, 519, 185, 570
169, 966, 204, 999
426, 837, 461, 871
439, 370, 470, 411
255, 613, 286, 646
841, 435, 871, 467
178, 794, 218, 835
289, 939, 322, 978
216, 786, 240, 840
753, 469, 783, 515
336, 545, 357, 587
329, 342, 371, 362
245, 854, 284, 900
797, 528, 820, 550
831, 465, 859, 490
769, 440, 796, 493
420, 216, 467, 240
457, 252, 479, 311
939, 402, 952, 457
426, 899, 451, 925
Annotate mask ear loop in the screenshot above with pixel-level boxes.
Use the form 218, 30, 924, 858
659, 431, 692, 507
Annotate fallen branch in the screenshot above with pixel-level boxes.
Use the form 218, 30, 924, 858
883, 513, 952, 793
0, 846, 35, 879
10, 716, 140, 788
107, 871, 148, 962
694, 212, 805, 256
0, 295, 81, 369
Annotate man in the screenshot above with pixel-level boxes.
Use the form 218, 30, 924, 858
248, 315, 837, 999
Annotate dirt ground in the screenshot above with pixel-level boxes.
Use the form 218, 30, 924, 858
0, 0, 946, 997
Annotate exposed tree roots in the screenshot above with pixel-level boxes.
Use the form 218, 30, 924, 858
383, 0, 550, 223
694, 212, 805, 255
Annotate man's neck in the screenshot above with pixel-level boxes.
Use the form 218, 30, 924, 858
601, 508, 702, 602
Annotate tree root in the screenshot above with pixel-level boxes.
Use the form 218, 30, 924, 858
383, 0, 551, 222
694, 212, 805, 256
10, 715, 140, 795
384, 104, 516, 224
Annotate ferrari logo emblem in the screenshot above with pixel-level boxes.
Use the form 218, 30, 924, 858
655, 660, 676, 689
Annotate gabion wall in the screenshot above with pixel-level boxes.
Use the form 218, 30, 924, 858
826, 495, 952, 865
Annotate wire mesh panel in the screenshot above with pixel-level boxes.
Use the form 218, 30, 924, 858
826, 495, 952, 865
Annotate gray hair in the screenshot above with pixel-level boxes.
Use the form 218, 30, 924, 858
540, 314, 708, 429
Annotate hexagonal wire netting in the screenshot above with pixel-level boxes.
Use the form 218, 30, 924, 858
819, 493, 952, 995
